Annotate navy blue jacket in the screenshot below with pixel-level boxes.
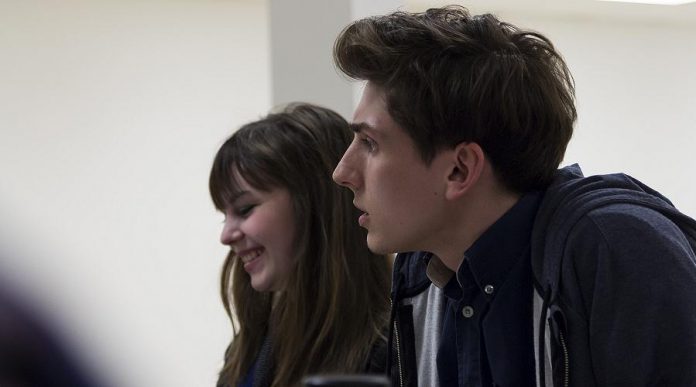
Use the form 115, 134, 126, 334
388, 165, 696, 387
532, 164, 696, 387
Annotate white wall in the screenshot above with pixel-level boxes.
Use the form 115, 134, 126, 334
0, 1, 270, 386
548, 19, 696, 218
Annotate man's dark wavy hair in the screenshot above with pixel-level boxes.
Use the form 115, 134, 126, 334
334, 5, 576, 192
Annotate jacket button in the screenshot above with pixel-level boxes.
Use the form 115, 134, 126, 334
484, 285, 495, 294
462, 306, 474, 318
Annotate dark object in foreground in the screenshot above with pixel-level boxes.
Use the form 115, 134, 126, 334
304, 374, 390, 387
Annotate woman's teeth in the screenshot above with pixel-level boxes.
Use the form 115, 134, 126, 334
240, 249, 262, 263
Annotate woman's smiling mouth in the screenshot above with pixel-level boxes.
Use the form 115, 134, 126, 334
239, 248, 263, 264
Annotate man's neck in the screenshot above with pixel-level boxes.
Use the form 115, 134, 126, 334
434, 186, 521, 272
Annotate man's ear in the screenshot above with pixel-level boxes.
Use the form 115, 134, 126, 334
445, 142, 485, 200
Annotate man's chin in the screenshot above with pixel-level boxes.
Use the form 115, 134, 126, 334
367, 235, 398, 255
366, 237, 384, 254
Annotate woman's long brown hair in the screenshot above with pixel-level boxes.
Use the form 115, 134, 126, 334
209, 103, 391, 387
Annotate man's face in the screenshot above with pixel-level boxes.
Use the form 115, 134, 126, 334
332, 83, 453, 254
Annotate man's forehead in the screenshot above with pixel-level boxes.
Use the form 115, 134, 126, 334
352, 84, 393, 137
357, 82, 387, 107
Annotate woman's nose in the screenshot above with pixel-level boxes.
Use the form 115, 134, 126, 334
220, 220, 243, 246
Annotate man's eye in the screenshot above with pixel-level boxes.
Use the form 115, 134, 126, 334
360, 137, 376, 152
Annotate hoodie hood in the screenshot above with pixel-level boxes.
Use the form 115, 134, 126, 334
530, 163, 692, 301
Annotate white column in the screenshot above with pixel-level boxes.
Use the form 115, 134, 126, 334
269, 0, 403, 119
269, 0, 353, 118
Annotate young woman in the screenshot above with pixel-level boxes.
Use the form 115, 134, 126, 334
209, 103, 391, 387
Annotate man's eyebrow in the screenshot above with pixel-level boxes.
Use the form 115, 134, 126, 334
349, 122, 370, 133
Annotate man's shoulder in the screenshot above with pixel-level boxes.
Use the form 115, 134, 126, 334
535, 166, 691, 249
569, 202, 693, 259
552, 202, 696, 303
532, 166, 696, 290
585, 201, 684, 233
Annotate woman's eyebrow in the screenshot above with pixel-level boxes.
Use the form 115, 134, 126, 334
230, 190, 250, 204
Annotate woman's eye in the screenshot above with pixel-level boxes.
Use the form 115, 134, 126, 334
234, 204, 256, 217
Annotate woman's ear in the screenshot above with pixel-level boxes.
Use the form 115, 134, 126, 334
445, 142, 485, 200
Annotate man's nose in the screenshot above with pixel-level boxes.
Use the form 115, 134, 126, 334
333, 152, 359, 191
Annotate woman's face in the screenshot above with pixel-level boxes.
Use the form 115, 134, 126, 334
219, 174, 297, 292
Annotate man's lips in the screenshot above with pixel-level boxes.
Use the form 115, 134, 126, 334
358, 212, 369, 226
353, 201, 369, 226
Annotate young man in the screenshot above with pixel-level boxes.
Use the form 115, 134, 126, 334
332, 6, 696, 387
